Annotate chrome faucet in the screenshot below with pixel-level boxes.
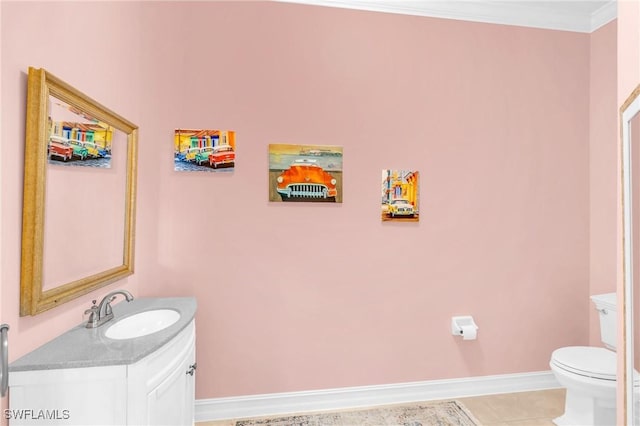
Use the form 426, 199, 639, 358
85, 290, 134, 328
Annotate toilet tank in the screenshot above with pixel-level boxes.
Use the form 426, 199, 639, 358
591, 293, 617, 350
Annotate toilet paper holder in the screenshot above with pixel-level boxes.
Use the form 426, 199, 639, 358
451, 316, 478, 339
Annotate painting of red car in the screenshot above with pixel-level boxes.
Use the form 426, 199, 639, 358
48, 137, 73, 162
208, 145, 235, 169
276, 159, 338, 202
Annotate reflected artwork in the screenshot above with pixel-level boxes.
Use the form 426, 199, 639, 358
268, 143, 343, 202
174, 129, 236, 172
381, 169, 420, 222
48, 98, 113, 168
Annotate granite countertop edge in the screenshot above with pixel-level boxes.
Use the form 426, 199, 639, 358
10, 297, 197, 372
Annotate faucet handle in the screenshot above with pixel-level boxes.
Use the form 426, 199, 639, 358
84, 300, 97, 314
84, 301, 99, 328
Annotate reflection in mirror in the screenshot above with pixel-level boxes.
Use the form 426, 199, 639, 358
20, 67, 138, 316
621, 84, 640, 425
43, 97, 127, 291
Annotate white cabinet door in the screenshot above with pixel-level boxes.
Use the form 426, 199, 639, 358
146, 341, 195, 425
125, 321, 195, 425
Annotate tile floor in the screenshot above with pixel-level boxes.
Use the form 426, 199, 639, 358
197, 388, 566, 426
457, 388, 565, 425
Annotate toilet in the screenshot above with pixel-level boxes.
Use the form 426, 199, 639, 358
549, 293, 617, 426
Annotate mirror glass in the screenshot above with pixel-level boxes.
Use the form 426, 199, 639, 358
42, 96, 127, 291
621, 84, 640, 425
633, 106, 640, 426
20, 67, 138, 316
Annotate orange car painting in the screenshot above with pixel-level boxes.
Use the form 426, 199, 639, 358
269, 143, 343, 203
276, 159, 337, 201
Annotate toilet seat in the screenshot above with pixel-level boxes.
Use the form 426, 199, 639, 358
551, 346, 616, 381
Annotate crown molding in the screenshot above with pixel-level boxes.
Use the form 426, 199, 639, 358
591, 1, 618, 32
275, 0, 617, 33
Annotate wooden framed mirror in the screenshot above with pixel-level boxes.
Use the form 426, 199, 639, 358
621, 83, 640, 425
20, 67, 138, 316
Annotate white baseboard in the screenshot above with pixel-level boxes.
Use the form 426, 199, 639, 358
194, 370, 560, 422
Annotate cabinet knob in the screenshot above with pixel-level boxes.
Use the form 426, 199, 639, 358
186, 363, 197, 376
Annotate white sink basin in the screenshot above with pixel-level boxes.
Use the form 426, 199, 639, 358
105, 309, 180, 340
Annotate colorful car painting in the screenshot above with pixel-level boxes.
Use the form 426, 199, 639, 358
48, 102, 113, 168
276, 159, 337, 202
174, 129, 236, 172
381, 169, 419, 222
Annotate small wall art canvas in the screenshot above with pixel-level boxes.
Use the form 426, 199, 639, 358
269, 143, 343, 202
381, 169, 419, 222
48, 98, 113, 168
174, 129, 236, 172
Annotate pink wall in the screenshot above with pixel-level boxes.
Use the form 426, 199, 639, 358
2, 1, 597, 402
618, 1, 640, 103
589, 20, 618, 346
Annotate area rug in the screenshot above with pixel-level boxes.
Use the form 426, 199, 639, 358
235, 400, 479, 425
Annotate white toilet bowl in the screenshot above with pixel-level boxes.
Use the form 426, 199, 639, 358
550, 346, 616, 426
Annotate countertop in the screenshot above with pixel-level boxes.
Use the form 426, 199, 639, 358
10, 297, 197, 372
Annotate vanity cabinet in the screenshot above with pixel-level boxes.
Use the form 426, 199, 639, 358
129, 320, 196, 425
9, 320, 196, 425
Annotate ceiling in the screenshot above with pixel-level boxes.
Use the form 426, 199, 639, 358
276, 0, 617, 33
